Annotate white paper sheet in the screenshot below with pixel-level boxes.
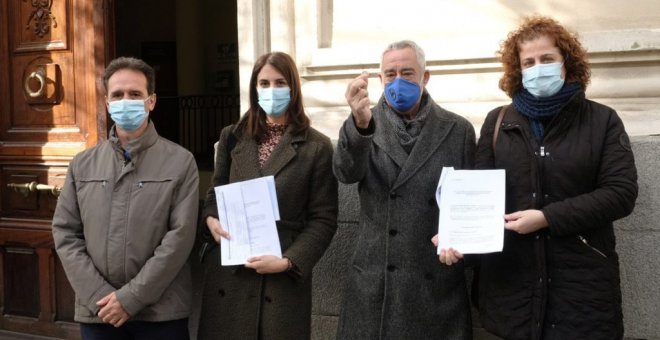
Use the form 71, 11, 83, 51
215, 176, 282, 265
436, 167, 505, 254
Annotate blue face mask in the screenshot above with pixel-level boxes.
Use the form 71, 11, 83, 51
108, 98, 149, 132
522, 62, 565, 98
257, 87, 291, 117
384, 77, 422, 113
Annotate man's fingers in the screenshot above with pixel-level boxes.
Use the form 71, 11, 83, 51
96, 293, 111, 306
451, 248, 464, 260
357, 72, 369, 86
115, 316, 129, 328
438, 248, 463, 265
346, 74, 369, 99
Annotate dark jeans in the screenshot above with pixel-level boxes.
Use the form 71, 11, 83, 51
80, 318, 189, 340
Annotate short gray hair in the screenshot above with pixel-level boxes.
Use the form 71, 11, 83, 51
380, 40, 426, 72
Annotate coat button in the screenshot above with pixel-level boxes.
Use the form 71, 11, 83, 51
265, 296, 272, 303
217, 289, 225, 297
387, 265, 396, 272
389, 229, 398, 236
424, 272, 433, 280
389, 192, 397, 199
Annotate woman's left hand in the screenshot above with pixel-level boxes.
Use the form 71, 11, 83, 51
504, 209, 548, 234
245, 255, 289, 274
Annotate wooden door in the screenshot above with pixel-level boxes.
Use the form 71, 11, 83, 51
0, 0, 112, 338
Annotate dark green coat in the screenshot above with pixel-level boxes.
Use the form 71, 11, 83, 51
198, 124, 338, 340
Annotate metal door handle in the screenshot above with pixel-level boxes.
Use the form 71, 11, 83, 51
24, 70, 46, 98
7, 181, 61, 197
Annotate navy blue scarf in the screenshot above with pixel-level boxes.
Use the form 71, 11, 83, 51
512, 83, 581, 141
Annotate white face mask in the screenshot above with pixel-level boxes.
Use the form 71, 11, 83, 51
522, 62, 565, 98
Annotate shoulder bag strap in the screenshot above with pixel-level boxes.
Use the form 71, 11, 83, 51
492, 105, 508, 156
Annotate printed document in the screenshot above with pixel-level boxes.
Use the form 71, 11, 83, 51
436, 167, 505, 254
215, 176, 281, 265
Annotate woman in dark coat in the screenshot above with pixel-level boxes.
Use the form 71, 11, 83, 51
439, 16, 638, 340
197, 52, 338, 340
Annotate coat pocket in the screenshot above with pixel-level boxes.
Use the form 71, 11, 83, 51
577, 235, 607, 258
132, 177, 175, 211
130, 177, 175, 240
75, 178, 110, 213
76, 177, 110, 192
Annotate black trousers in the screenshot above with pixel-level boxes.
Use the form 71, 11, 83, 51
80, 318, 189, 340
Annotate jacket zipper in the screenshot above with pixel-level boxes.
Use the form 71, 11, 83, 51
578, 235, 607, 258
503, 123, 541, 208
536, 145, 546, 208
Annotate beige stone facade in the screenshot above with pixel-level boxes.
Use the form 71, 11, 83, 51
237, 0, 660, 138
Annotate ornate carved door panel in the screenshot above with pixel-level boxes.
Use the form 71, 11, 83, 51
0, 0, 111, 338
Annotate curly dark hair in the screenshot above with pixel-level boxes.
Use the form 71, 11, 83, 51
498, 15, 591, 97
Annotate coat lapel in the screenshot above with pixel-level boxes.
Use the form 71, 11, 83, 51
231, 133, 262, 180
260, 126, 304, 177
393, 107, 455, 189
372, 102, 409, 169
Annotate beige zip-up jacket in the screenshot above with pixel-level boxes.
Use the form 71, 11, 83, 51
52, 121, 198, 323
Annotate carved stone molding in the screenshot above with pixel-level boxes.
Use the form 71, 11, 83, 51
24, 0, 58, 38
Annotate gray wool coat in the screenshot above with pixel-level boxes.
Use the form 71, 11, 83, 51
333, 94, 475, 339
198, 124, 338, 340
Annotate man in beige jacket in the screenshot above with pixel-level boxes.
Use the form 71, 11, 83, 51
52, 57, 198, 339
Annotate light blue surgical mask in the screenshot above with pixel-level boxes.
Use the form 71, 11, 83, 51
522, 62, 565, 98
257, 87, 291, 117
108, 98, 149, 132
384, 77, 422, 113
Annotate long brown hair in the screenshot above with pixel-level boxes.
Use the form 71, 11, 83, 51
235, 52, 310, 139
498, 15, 591, 97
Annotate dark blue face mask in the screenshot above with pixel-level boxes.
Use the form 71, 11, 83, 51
384, 77, 421, 113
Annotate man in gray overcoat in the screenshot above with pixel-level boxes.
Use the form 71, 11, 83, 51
333, 40, 475, 339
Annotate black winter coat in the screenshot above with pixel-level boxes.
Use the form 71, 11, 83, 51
474, 92, 638, 340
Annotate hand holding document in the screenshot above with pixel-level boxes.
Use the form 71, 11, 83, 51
215, 176, 282, 266
436, 167, 505, 254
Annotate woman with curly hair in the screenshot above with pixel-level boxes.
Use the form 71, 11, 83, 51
439, 16, 638, 340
